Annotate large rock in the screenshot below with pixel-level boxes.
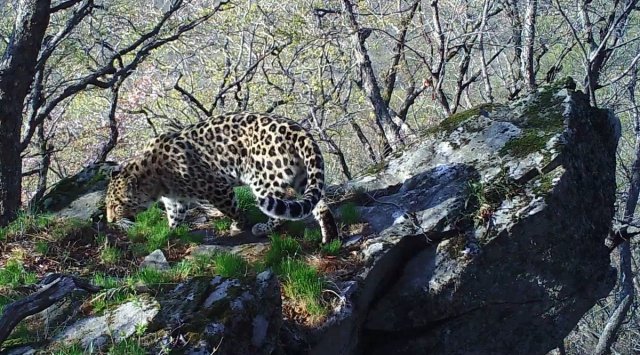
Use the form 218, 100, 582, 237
32, 161, 118, 220
52, 297, 160, 350
147, 271, 282, 354
311, 79, 619, 354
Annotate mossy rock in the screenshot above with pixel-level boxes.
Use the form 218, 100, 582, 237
32, 162, 118, 214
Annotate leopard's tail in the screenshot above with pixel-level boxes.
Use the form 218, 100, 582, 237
257, 133, 325, 220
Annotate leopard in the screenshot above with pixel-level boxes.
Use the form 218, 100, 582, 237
105, 112, 339, 243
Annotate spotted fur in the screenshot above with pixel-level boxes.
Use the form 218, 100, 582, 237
105, 112, 338, 243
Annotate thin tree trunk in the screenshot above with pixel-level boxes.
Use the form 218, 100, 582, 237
0, 0, 51, 226
29, 121, 52, 210
479, 0, 494, 102
594, 68, 639, 355
342, 0, 401, 157
521, 0, 538, 92
96, 81, 122, 162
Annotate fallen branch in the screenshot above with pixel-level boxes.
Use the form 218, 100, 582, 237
0, 274, 100, 345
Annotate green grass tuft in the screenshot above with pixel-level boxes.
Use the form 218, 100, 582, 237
49, 343, 86, 355
214, 252, 249, 278
0, 259, 37, 288
234, 186, 256, 210
129, 267, 175, 286
0, 212, 55, 240
265, 234, 301, 269
213, 217, 233, 232
279, 257, 327, 318
35, 240, 50, 254
107, 339, 147, 355
127, 204, 198, 252
303, 228, 323, 245
92, 273, 121, 289
49, 217, 91, 240
0, 293, 16, 315
339, 202, 360, 225
320, 239, 342, 256
100, 245, 121, 265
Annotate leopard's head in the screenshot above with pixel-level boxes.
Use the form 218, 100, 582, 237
105, 164, 149, 223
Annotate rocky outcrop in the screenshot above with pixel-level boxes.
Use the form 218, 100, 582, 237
8, 79, 618, 354
310, 78, 619, 354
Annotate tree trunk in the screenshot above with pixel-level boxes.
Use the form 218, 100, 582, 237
342, 0, 401, 157
521, 0, 538, 92
594, 67, 639, 355
0, 0, 51, 226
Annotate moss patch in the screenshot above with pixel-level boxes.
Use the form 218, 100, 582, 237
499, 130, 553, 158
438, 103, 500, 133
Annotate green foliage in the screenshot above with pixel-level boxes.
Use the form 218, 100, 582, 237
50, 343, 85, 355
49, 217, 91, 240
213, 252, 249, 278
90, 286, 133, 315
100, 245, 121, 265
320, 239, 342, 256
0, 259, 37, 288
265, 234, 301, 269
303, 228, 323, 245
129, 267, 175, 286
127, 204, 197, 252
234, 186, 268, 224
279, 258, 327, 318
107, 339, 147, 355
35, 240, 50, 254
437, 103, 499, 133
92, 273, 121, 289
0, 293, 15, 315
339, 202, 360, 225
499, 130, 552, 158
234, 186, 256, 210
0, 212, 54, 240
213, 217, 233, 232
171, 253, 216, 279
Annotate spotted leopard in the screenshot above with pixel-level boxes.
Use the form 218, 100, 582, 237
105, 112, 338, 243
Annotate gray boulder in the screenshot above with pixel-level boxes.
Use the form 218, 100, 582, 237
310, 78, 618, 354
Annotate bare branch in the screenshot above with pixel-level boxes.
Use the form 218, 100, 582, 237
174, 74, 212, 116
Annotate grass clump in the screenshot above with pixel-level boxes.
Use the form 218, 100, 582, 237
0, 212, 54, 240
265, 234, 301, 268
320, 239, 342, 256
107, 339, 147, 355
127, 204, 197, 252
35, 240, 50, 254
129, 267, 175, 286
0, 259, 38, 289
213, 252, 249, 278
339, 202, 360, 225
49, 343, 85, 355
235, 186, 256, 210
49, 217, 91, 240
213, 217, 233, 232
171, 253, 217, 278
234, 186, 268, 224
100, 245, 121, 265
279, 258, 327, 318
303, 228, 323, 245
